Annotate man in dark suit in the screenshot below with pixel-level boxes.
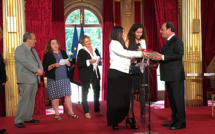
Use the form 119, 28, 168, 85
0, 27, 7, 134
152, 21, 186, 130
14, 32, 43, 128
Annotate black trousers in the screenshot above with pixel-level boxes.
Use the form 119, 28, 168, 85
81, 72, 100, 114
166, 80, 185, 122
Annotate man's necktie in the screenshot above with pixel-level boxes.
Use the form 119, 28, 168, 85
161, 40, 168, 52
31, 48, 39, 67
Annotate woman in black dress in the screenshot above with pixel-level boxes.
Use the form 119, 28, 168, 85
125, 23, 147, 117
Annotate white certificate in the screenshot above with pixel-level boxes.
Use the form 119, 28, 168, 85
59, 58, 69, 65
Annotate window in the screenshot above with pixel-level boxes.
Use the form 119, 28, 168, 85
65, 8, 102, 56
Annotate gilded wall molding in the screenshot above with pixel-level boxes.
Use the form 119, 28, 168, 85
182, 0, 202, 106
3, 0, 26, 116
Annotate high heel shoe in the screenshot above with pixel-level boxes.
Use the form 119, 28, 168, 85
125, 118, 138, 129
54, 115, 62, 120
95, 111, 104, 116
112, 124, 119, 130
68, 113, 79, 118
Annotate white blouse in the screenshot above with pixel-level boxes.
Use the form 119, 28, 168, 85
109, 40, 142, 74
83, 46, 100, 78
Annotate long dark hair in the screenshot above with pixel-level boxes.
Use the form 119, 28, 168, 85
127, 23, 147, 50
109, 26, 126, 49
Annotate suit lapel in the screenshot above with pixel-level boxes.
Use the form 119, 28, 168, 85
161, 41, 169, 53
22, 43, 37, 61
161, 35, 176, 53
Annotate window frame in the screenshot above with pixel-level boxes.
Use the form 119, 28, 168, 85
65, 6, 102, 28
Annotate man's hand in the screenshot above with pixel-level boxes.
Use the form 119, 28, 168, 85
36, 68, 43, 76
152, 53, 162, 61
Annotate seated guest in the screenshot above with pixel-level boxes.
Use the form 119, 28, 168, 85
77, 35, 103, 119
43, 38, 78, 120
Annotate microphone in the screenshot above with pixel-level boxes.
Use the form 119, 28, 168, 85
147, 58, 150, 66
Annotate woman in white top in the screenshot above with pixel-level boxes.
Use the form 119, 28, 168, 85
107, 26, 146, 129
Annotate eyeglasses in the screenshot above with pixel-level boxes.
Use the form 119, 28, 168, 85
160, 28, 166, 31
30, 38, 37, 41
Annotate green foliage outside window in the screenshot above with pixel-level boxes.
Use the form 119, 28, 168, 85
66, 9, 80, 24
65, 9, 102, 58
66, 28, 102, 57
84, 10, 99, 24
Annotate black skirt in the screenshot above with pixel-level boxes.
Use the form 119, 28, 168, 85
107, 69, 132, 126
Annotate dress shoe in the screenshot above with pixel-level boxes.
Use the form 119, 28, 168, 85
15, 123, 25, 128
95, 111, 104, 116
112, 124, 119, 130
162, 120, 177, 127
169, 121, 186, 130
0, 129, 6, 134
24, 119, 39, 123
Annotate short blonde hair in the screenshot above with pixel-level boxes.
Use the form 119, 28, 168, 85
80, 35, 90, 46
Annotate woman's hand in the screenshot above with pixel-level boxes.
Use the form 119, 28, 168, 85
98, 61, 102, 65
48, 64, 54, 71
66, 61, 71, 67
54, 63, 60, 68
137, 46, 142, 51
89, 59, 96, 63
142, 52, 149, 59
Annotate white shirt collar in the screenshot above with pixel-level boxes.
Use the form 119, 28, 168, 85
23, 43, 31, 51
167, 33, 175, 41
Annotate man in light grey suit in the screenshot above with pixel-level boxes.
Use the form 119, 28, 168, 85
14, 32, 43, 128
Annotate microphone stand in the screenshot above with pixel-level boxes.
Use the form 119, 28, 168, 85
146, 58, 151, 133
136, 58, 159, 134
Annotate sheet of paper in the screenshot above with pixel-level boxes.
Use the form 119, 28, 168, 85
59, 58, 69, 65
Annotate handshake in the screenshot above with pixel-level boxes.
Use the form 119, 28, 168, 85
142, 49, 162, 61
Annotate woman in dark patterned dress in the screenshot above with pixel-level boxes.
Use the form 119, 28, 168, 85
125, 23, 147, 117
43, 38, 78, 120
